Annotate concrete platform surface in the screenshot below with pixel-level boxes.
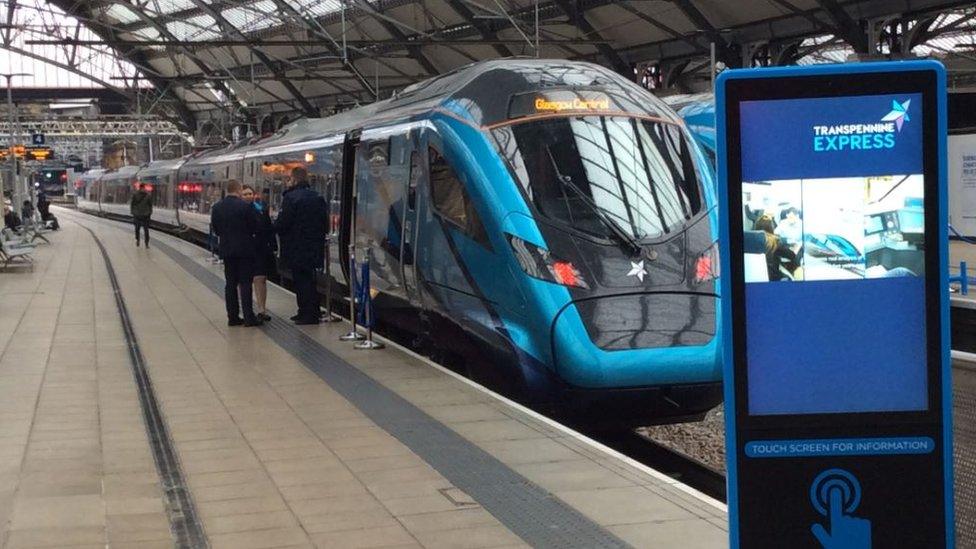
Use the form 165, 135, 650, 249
0, 211, 727, 549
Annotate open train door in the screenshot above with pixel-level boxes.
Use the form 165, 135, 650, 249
338, 130, 360, 282
400, 133, 426, 308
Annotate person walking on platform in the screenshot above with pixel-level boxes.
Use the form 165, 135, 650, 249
243, 185, 276, 321
275, 167, 328, 325
130, 183, 153, 247
211, 180, 264, 327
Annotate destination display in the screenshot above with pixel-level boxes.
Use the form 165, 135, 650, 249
718, 62, 953, 548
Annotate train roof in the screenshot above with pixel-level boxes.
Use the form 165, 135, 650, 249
139, 157, 186, 175
100, 165, 141, 181
77, 168, 107, 181
184, 59, 683, 168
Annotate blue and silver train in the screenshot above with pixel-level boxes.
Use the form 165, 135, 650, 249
78, 59, 722, 426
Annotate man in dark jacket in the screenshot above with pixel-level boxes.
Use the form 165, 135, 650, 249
129, 183, 153, 247
36, 193, 58, 230
275, 167, 328, 325
211, 180, 263, 327
3, 204, 21, 231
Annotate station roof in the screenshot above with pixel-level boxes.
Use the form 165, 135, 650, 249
29, 0, 976, 130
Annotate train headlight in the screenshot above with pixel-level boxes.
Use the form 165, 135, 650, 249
694, 241, 720, 285
507, 234, 588, 289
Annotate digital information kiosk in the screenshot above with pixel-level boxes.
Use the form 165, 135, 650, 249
717, 61, 953, 548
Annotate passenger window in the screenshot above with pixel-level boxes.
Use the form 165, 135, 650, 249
428, 147, 490, 249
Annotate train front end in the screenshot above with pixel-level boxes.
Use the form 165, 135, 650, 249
476, 69, 722, 425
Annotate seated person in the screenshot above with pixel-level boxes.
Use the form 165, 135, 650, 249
775, 207, 803, 250
754, 214, 800, 281
4, 205, 21, 231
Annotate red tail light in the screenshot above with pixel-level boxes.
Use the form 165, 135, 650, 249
507, 234, 589, 289
694, 242, 720, 284
552, 261, 582, 288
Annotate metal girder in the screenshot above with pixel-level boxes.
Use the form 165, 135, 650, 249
552, 0, 631, 76
28, 38, 612, 47
90, 2, 262, 113
0, 115, 184, 138
445, 0, 515, 57
814, 0, 869, 52
265, 0, 378, 100
618, 2, 708, 55
181, 0, 319, 116
349, 0, 439, 75
44, 0, 198, 130
670, 0, 740, 67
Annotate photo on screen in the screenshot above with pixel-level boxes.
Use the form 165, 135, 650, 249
742, 174, 924, 283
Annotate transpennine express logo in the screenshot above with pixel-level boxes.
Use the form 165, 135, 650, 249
812, 98, 911, 152
881, 99, 911, 131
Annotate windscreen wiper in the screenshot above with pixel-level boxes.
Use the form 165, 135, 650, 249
546, 147, 642, 257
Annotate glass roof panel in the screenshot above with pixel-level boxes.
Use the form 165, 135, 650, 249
105, 4, 142, 24
147, 0, 199, 15
223, 1, 284, 34
292, 0, 344, 18
167, 14, 220, 41
0, 0, 149, 88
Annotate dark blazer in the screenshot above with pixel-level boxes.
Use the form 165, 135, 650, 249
211, 195, 260, 259
254, 201, 276, 257
274, 183, 328, 270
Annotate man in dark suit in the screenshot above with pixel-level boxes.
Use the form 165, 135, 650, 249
211, 180, 263, 327
275, 167, 328, 325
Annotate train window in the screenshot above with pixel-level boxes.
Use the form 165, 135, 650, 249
496, 116, 704, 241
428, 147, 490, 249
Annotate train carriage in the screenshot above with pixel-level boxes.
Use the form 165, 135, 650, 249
75, 168, 106, 214
136, 158, 185, 228
78, 59, 723, 426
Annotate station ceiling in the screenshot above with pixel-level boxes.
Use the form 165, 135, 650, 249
35, 0, 976, 130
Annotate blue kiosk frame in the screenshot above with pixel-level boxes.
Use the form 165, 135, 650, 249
717, 60, 953, 548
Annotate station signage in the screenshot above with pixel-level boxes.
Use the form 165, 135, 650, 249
717, 61, 953, 548
25, 146, 53, 160
0, 145, 53, 160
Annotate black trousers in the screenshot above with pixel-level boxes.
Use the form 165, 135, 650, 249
291, 266, 319, 320
133, 217, 150, 244
224, 256, 256, 322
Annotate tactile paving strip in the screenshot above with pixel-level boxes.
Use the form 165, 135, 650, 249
150, 238, 631, 549
954, 366, 976, 548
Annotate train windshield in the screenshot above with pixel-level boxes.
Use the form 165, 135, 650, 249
494, 116, 704, 241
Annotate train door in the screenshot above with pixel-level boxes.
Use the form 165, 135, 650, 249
401, 136, 425, 306
338, 131, 360, 282
353, 132, 410, 300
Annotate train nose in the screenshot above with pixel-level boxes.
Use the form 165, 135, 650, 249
574, 293, 717, 350
550, 292, 720, 388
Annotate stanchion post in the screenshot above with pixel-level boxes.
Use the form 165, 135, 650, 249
355, 254, 384, 350
962, 261, 969, 296
339, 243, 364, 341
321, 236, 339, 322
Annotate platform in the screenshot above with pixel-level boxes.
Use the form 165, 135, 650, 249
0, 211, 727, 549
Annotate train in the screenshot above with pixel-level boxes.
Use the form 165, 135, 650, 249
77, 59, 722, 426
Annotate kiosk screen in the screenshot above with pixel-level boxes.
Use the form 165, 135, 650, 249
739, 93, 928, 416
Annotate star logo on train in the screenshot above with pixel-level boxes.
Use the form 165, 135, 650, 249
627, 260, 647, 282
881, 99, 911, 131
